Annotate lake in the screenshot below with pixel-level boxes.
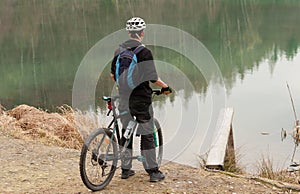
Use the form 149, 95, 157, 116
1, 0, 300, 173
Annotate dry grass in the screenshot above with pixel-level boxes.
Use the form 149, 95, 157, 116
0, 104, 5, 114
224, 147, 244, 173
257, 154, 276, 179
0, 104, 83, 149
0, 104, 108, 149
256, 154, 300, 184
73, 107, 104, 141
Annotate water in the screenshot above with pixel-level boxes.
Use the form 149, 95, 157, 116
227, 53, 300, 172
1, 0, 300, 173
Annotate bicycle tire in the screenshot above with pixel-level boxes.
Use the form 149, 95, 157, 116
154, 118, 163, 167
79, 128, 118, 191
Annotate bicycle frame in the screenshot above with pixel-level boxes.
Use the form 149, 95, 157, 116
103, 98, 143, 163
102, 89, 162, 162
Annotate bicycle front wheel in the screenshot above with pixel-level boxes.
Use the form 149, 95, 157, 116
79, 128, 118, 191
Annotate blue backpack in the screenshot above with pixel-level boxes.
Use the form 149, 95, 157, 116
115, 45, 145, 90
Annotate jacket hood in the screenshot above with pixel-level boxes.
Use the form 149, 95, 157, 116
120, 39, 142, 49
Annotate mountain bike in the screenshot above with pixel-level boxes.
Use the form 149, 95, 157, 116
79, 89, 164, 191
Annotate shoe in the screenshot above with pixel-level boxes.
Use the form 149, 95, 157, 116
121, 169, 135, 179
149, 170, 165, 182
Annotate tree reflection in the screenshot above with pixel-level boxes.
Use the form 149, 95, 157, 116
0, 0, 299, 110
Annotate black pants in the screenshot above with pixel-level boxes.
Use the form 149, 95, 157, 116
119, 98, 158, 174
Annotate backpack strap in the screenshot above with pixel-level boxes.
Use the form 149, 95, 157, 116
133, 44, 145, 55
115, 54, 121, 82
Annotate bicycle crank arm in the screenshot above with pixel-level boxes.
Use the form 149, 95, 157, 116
120, 155, 145, 162
98, 154, 118, 162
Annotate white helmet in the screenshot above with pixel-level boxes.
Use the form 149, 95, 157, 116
126, 17, 146, 31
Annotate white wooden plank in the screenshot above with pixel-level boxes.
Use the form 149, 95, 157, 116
206, 107, 234, 170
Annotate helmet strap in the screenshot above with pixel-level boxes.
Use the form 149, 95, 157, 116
128, 31, 144, 42
135, 33, 143, 42
135, 33, 140, 39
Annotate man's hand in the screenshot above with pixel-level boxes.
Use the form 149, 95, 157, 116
161, 87, 173, 95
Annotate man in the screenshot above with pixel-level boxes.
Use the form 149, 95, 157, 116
110, 17, 172, 182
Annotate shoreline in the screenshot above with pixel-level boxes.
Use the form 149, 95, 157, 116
1, 104, 300, 192
0, 131, 292, 193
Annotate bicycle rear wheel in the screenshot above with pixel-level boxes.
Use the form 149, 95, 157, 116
154, 118, 163, 167
79, 128, 118, 191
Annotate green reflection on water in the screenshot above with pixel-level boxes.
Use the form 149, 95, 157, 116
0, 0, 299, 110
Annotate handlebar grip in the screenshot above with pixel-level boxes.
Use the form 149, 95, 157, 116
161, 87, 173, 95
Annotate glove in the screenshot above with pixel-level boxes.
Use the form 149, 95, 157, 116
161, 86, 172, 95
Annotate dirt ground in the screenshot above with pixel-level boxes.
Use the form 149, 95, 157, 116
0, 130, 297, 194
0, 105, 299, 193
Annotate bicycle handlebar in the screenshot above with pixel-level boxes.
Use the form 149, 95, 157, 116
152, 89, 162, 95
103, 88, 171, 116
